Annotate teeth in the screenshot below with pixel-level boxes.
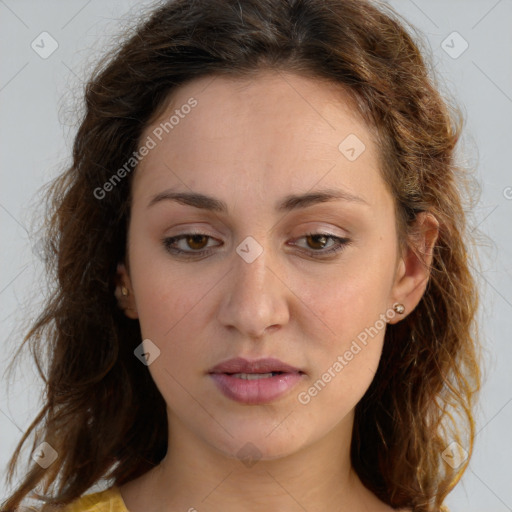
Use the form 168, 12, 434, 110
231, 372, 275, 380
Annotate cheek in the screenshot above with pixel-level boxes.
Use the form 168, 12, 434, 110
308, 256, 393, 341
298, 281, 387, 421
297, 247, 394, 402
130, 269, 209, 412
129, 234, 216, 341
310, 282, 386, 387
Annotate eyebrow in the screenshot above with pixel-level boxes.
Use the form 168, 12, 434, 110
147, 187, 369, 212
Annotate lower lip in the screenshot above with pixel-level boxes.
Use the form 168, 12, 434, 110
209, 373, 304, 404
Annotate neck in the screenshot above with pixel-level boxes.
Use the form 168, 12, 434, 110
123, 409, 388, 512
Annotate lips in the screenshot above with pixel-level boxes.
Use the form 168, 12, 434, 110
208, 357, 303, 375
208, 357, 305, 405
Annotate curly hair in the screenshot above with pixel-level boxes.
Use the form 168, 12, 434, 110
2, 0, 481, 510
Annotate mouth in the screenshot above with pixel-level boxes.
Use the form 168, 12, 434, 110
208, 357, 305, 404
227, 371, 286, 380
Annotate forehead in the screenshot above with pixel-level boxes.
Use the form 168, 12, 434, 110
132, 70, 387, 212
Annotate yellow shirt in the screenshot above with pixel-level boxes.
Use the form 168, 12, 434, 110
63, 486, 129, 512
62, 485, 449, 512
61, 485, 449, 512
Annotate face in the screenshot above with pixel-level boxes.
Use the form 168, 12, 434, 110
118, 70, 410, 462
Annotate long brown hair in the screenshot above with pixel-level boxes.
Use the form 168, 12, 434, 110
2, 0, 481, 510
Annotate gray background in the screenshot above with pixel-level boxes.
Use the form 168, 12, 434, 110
1, 0, 511, 510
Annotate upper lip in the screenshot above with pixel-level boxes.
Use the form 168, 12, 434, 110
208, 357, 303, 374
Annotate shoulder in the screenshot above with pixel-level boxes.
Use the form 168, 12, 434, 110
57, 486, 127, 512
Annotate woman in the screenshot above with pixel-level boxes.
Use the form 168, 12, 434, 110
1, 0, 481, 511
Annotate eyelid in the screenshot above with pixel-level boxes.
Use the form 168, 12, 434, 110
162, 231, 352, 259
162, 232, 221, 253
289, 233, 352, 256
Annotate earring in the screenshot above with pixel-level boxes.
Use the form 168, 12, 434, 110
121, 286, 129, 297
393, 303, 405, 314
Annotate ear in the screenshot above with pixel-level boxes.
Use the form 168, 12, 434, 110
388, 212, 439, 324
114, 262, 139, 319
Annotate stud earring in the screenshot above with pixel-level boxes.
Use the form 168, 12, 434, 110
121, 286, 129, 297
393, 303, 405, 314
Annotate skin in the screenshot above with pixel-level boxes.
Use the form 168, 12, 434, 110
115, 70, 438, 512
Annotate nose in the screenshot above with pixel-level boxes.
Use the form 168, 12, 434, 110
216, 239, 290, 339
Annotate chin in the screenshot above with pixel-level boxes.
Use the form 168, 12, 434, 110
201, 417, 314, 464
220, 437, 305, 465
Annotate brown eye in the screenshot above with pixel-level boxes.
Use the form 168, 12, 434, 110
305, 234, 329, 250
292, 233, 352, 258
186, 234, 209, 250
162, 233, 219, 256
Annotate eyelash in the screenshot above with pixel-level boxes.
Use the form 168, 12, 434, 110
162, 232, 352, 259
